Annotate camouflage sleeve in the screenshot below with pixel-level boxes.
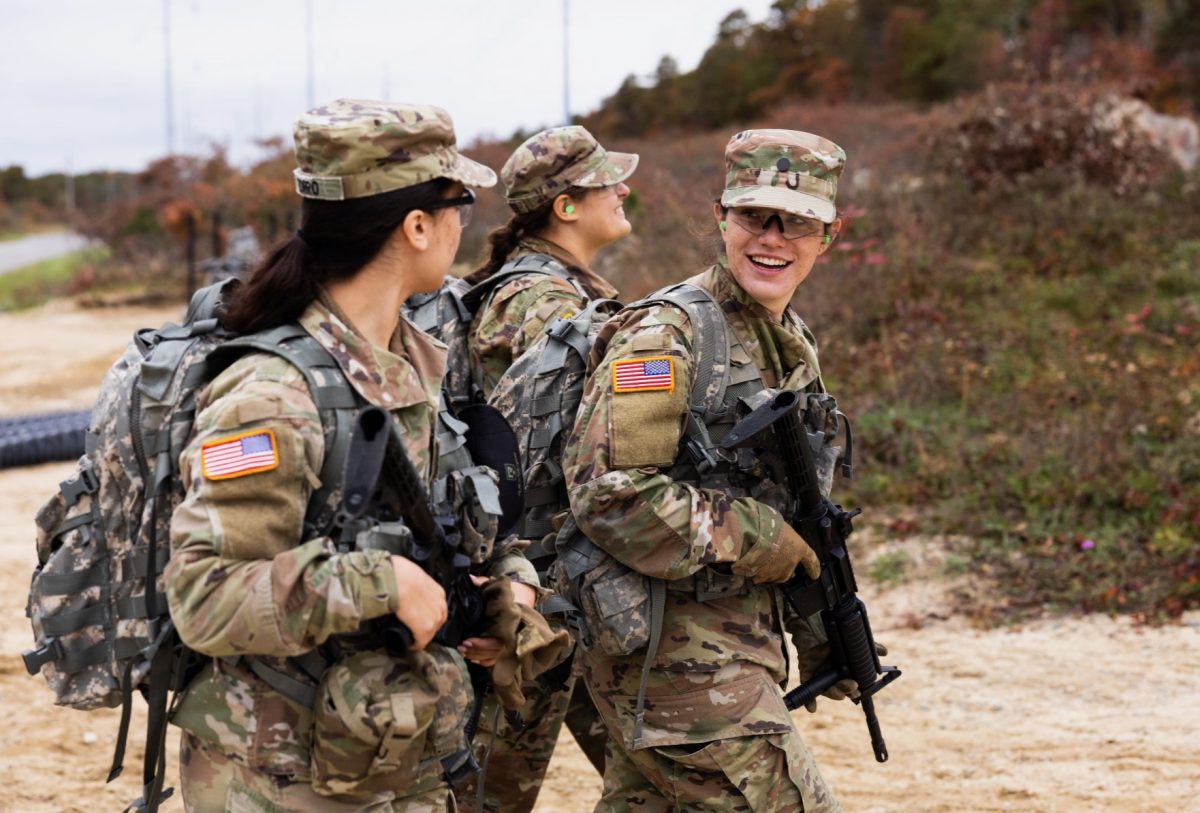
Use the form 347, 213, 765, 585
563, 307, 787, 582
166, 357, 399, 658
487, 546, 544, 592
471, 275, 588, 396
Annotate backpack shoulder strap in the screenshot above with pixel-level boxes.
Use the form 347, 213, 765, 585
406, 277, 472, 335
627, 283, 731, 472
210, 325, 361, 537
460, 253, 582, 314
602, 283, 735, 747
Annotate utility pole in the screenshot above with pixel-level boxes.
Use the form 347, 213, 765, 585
562, 0, 571, 125
306, 0, 315, 109
64, 160, 75, 214
163, 0, 175, 155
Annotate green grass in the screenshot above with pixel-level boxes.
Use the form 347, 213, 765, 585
869, 550, 913, 585
0, 245, 108, 311
821, 173, 1200, 621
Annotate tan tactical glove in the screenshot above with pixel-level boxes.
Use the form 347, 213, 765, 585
790, 612, 889, 713
733, 523, 820, 585
480, 578, 572, 710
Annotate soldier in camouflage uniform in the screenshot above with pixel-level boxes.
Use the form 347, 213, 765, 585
456, 127, 638, 812
166, 100, 538, 812
563, 130, 853, 812
464, 125, 637, 396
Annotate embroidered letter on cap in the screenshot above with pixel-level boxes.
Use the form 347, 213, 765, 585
612, 356, 674, 393
201, 429, 279, 480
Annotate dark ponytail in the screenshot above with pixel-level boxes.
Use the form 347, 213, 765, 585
223, 178, 455, 333
464, 187, 586, 285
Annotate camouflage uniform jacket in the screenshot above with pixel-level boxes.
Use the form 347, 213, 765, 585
563, 259, 823, 684
469, 235, 619, 398
165, 295, 517, 777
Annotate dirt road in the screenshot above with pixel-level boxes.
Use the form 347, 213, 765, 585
1, 301, 1197, 812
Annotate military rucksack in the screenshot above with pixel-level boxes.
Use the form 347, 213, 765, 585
403, 256, 587, 410
548, 284, 732, 655
404, 275, 478, 407
487, 297, 622, 566
23, 281, 506, 812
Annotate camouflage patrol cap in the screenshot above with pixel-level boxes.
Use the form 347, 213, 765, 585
502, 126, 638, 214
721, 129, 846, 223
292, 99, 496, 201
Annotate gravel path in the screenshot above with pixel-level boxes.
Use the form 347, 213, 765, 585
0, 232, 92, 275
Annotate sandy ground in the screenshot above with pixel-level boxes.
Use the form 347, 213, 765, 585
1, 300, 1197, 812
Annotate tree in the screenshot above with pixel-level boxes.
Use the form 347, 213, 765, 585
0, 165, 31, 204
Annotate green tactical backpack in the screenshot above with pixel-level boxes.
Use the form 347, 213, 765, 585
22, 280, 371, 811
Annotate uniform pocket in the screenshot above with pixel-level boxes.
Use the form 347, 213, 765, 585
579, 558, 651, 657
656, 733, 836, 813
613, 668, 792, 750
309, 652, 432, 797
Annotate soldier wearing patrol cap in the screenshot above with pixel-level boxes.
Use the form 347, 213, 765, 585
561, 129, 856, 812
165, 99, 554, 812
453, 126, 639, 812
464, 125, 638, 396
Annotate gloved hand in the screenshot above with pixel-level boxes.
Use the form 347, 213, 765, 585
473, 578, 571, 710
791, 614, 888, 713
732, 523, 820, 584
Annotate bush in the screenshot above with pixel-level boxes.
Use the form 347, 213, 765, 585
816, 142, 1200, 619
932, 81, 1176, 195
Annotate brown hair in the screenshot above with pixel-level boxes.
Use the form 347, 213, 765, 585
223, 178, 455, 334
464, 187, 587, 285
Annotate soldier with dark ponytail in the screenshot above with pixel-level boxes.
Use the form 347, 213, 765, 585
455, 126, 639, 813
463, 126, 638, 398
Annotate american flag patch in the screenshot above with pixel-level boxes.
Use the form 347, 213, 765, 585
612, 356, 675, 393
201, 429, 279, 480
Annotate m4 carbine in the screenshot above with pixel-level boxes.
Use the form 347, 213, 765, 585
721, 390, 900, 763
338, 405, 485, 653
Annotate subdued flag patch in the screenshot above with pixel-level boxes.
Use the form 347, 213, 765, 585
612, 356, 675, 393
201, 429, 279, 480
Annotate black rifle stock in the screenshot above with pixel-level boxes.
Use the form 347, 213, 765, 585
721, 390, 900, 763
339, 406, 485, 654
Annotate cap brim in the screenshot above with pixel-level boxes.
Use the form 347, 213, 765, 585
448, 154, 498, 189
721, 186, 835, 223
574, 151, 639, 187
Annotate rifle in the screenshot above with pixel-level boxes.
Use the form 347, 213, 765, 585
721, 390, 900, 763
337, 405, 485, 653
338, 405, 488, 784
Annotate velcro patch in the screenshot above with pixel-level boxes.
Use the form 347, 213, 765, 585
293, 170, 345, 201
201, 429, 279, 480
612, 356, 674, 393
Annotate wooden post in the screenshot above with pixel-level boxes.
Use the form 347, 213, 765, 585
211, 210, 223, 258
185, 211, 197, 299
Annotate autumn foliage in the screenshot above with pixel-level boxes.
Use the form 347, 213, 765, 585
2, 1, 1197, 621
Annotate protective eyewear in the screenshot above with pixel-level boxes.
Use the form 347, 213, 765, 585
425, 188, 475, 227
727, 207, 823, 240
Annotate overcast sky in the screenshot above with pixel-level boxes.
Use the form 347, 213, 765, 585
1, 0, 778, 176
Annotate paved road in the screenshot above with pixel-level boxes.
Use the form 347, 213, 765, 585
0, 232, 92, 275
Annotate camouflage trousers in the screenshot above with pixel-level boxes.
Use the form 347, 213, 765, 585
582, 655, 841, 813
179, 732, 456, 812
456, 657, 607, 813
